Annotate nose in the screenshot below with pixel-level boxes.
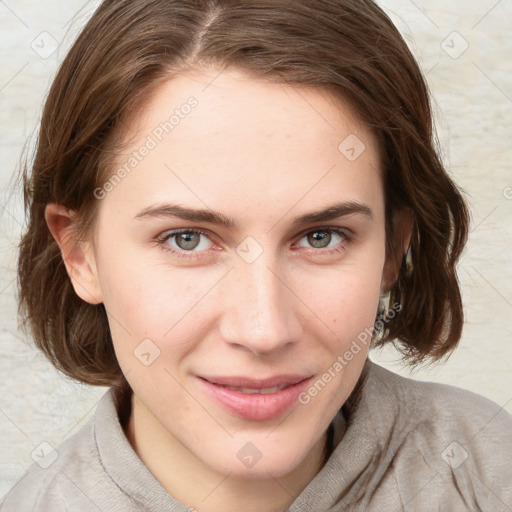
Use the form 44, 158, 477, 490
217, 251, 303, 356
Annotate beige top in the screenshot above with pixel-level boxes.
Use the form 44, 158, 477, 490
1, 359, 511, 511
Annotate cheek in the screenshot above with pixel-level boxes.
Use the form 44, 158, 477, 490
294, 248, 385, 339
312, 278, 380, 362
95, 243, 223, 363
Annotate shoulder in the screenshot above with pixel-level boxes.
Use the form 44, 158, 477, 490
364, 360, 512, 508
0, 389, 138, 512
367, 360, 512, 436
1, 414, 98, 511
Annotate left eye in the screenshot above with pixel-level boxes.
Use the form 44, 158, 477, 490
296, 228, 347, 250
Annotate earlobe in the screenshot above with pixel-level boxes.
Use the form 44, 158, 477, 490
44, 203, 103, 305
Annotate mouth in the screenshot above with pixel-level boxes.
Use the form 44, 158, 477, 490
197, 374, 313, 421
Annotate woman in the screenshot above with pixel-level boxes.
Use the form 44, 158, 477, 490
2, 0, 511, 510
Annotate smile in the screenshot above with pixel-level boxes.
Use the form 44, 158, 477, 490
197, 374, 313, 421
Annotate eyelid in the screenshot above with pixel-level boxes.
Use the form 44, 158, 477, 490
294, 225, 353, 240
157, 227, 214, 242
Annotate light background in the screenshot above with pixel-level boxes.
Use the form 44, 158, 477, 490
0, 0, 511, 500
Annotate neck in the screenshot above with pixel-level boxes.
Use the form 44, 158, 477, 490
124, 393, 329, 512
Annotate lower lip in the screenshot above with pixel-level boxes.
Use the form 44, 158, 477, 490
198, 377, 312, 421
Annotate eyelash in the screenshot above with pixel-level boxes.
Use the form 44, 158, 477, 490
155, 227, 352, 260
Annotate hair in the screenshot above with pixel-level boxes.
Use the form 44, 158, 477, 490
17, 0, 470, 387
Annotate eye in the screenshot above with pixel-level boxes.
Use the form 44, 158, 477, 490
295, 228, 350, 254
155, 226, 351, 260
156, 229, 214, 258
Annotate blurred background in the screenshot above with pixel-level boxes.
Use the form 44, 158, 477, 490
1, 0, 511, 499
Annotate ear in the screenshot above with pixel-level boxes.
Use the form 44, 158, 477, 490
381, 208, 413, 294
45, 203, 103, 305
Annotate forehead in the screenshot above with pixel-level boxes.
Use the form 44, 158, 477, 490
99, 67, 383, 226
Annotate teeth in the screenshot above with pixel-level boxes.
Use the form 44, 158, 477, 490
224, 384, 288, 394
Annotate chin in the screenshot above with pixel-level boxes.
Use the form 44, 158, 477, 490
203, 438, 315, 480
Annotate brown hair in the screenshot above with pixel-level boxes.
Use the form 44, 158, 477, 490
17, 0, 469, 386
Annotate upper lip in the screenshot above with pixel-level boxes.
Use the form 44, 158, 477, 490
199, 374, 312, 389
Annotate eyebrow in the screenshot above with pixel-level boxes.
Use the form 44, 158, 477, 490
134, 201, 373, 229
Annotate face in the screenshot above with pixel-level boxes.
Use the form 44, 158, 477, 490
75, 66, 390, 479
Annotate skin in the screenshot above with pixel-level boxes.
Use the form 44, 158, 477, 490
46, 66, 411, 512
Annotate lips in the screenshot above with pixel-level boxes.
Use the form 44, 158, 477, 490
197, 374, 313, 421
